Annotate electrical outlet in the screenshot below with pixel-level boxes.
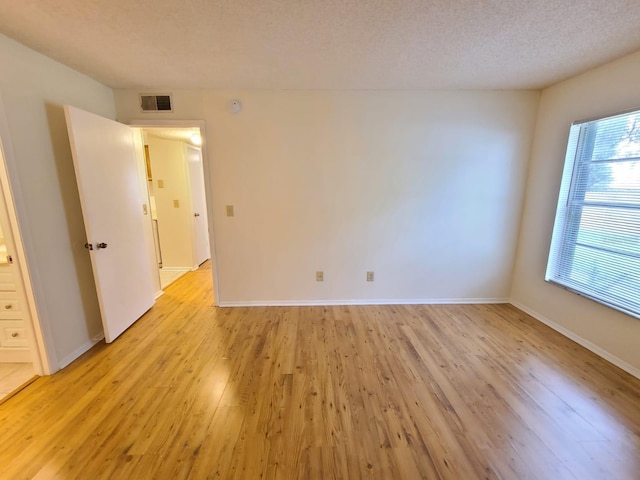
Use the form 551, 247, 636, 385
367, 271, 375, 282
226, 205, 234, 217
157, 179, 164, 188
173, 199, 180, 208
316, 271, 324, 282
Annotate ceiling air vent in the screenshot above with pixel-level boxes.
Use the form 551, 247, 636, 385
140, 94, 173, 112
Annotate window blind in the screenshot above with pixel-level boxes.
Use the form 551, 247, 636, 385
546, 109, 640, 319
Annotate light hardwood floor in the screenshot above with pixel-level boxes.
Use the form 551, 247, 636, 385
1, 263, 639, 479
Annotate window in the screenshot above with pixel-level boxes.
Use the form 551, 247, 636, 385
546, 109, 640, 319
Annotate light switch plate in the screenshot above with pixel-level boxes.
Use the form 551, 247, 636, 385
226, 205, 234, 217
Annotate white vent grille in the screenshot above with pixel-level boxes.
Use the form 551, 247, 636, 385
140, 94, 173, 112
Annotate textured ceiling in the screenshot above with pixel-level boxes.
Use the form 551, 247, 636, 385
1, 1, 640, 90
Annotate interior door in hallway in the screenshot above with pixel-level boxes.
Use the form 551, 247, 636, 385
185, 144, 210, 267
64, 105, 154, 343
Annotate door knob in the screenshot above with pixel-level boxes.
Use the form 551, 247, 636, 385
96, 242, 108, 249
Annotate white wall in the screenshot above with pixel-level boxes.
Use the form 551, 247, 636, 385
0, 34, 114, 369
116, 90, 539, 305
144, 134, 193, 269
511, 50, 640, 376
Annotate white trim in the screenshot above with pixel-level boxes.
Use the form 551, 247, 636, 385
58, 332, 104, 370
572, 104, 640, 126
126, 119, 221, 307
220, 297, 510, 307
510, 300, 640, 380
154, 290, 164, 300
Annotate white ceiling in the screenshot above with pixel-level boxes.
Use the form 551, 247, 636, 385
143, 127, 201, 145
1, 1, 640, 90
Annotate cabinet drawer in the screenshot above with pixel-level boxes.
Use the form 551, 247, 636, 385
0, 267, 16, 291
0, 320, 27, 347
0, 292, 20, 319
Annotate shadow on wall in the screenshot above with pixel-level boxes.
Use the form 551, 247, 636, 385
44, 103, 102, 337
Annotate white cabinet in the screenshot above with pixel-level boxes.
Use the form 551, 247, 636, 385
0, 265, 30, 361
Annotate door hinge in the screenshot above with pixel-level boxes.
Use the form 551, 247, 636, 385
7, 255, 13, 264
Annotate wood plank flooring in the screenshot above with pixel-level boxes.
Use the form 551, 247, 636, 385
1, 263, 639, 479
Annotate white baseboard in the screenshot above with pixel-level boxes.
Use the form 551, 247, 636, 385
154, 290, 164, 299
219, 297, 510, 307
161, 267, 191, 272
0, 348, 32, 362
58, 332, 105, 370
510, 300, 640, 380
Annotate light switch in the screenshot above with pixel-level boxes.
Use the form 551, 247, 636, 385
173, 199, 180, 208
226, 205, 234, 217
157, 179, 164, 188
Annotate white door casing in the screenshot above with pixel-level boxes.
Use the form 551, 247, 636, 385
0, 160, 39, 364
0, 93, 49, 373
185, 144, 211, 267
65, 106, 155, 343
127, 118, 219, 307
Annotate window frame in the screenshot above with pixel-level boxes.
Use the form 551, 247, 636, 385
546, 108, 640, 320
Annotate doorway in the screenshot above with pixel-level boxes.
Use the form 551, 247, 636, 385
63, 108, 219, 348
140, 127, 212, 290
0, 138, 43, 400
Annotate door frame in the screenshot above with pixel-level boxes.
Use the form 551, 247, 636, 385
0, 95, 52, 374
129, 120, 220, 306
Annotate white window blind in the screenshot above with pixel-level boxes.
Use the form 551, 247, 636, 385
546, 109, 640, 319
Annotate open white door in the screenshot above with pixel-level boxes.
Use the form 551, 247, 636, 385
65, 106, 154, 343
186, 144, 210, 267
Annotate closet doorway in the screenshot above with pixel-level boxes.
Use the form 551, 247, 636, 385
141, 127, 211, 290
0, 137, 44, 401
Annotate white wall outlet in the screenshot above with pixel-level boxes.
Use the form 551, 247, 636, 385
316, 271, 324, 282
226, 205, 234, 217
367, 271, 375, 282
